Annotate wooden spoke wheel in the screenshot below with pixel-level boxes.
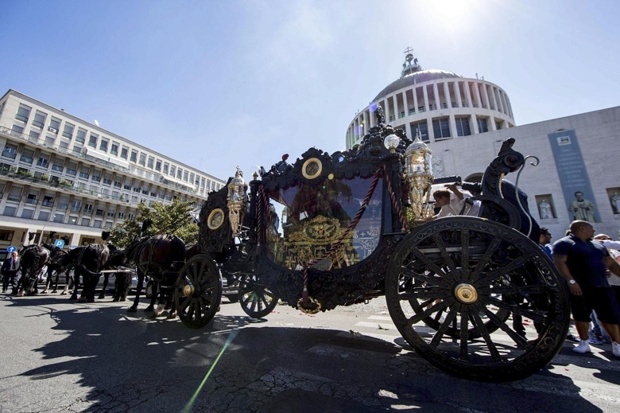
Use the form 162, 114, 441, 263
174, 254, 222, 329
386, 217, 570, 382
239, 274, 278, 318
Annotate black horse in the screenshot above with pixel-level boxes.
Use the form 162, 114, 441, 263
41, 244, 74, 295
99, 245, 133, 302
13, 245, 50, 296
124, 234, 186, 315
70, 244, 110, 303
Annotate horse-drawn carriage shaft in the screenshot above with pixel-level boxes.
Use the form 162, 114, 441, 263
189, 111, 570, 382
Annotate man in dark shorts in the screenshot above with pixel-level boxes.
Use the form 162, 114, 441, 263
553, 220, 620, 357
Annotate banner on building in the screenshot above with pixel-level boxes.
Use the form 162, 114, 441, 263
548, 130, 599, 223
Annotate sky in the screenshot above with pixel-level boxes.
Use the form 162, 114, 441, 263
1, 0, 618, 182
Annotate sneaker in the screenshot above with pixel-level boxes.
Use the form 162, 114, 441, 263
613, 342, 620, 358
573, 340, 592, 354
566, 333, 581, 343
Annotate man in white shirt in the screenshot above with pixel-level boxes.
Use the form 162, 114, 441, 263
430, 183, 480, 219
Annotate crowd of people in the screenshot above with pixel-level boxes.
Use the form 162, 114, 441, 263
540, 221, 620, 358
429, 182, 620, 359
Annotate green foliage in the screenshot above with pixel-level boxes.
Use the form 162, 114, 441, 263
108, 199, 199, 247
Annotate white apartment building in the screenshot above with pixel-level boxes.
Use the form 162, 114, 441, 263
346, 51, 620, 239
0, 89, 224, 250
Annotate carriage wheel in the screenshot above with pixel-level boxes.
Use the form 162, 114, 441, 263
239, 274, 278, 318
386, 217, 570, 382
174, 254, 222, 329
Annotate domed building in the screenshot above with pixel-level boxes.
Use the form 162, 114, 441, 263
346, 49, 515, 150
345, 49, 620, 240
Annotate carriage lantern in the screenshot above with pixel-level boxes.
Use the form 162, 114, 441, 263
227, 167, 247, 236
404, 130, 434, 221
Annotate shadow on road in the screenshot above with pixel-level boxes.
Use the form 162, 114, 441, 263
2, 295, 606, 413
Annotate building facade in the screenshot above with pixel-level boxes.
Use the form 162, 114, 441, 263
346, 52, 620, 239
346, 50, 515, 150
0, 89, 224, 250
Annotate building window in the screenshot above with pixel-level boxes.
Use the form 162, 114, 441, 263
170, 165, 176, 176
138, 153, 146, 166
42, 196, 54, 207
53, 213, 64, 223
88, 133, 98, 148
111, 142, 119, 156
68, 216, 78, 225
163, 162, 169, 174
62, 123, 75, 139
15, 104, 31, 122
3, 206, 17, 217
11, 124, 24, 136
121, 147, 129, 159
99, 139, 109, 152
155, 160, 162, 172
21, 209, 35, 219
477, 117, 489, 133
76, 128, 86, 143
37, 156, 50, 168
52, 163, 64, 173
81, 217, 91, 227
79, 169, 90, 179
32, 111, 46, 128
71, 201, 81, 212
410, 121, 429, 142
49, 117, 61, 133
455, 117, 471, 137
26, 193, 38, 205
130, 150, 138, 163
29, 130, 41, 141
432, 118, 451, 140
37, 211, 50, 221
113, 180, 122, 188
147, 156, 154, 169
496, 119, 504, 130
20, 149, 34, 164
177, 168, 183, 179
91, 174, 101, 183
2, 144, 18, 160
118, 211, 125, 219
83, 203, 93, 213
95, 208, 104, 217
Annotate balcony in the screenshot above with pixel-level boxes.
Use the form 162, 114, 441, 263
0, 126, 129, 173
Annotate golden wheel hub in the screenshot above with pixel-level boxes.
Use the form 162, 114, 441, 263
454, 283, 478, 304
182, 284, 195, 297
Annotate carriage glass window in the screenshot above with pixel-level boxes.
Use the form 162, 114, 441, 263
266, 176, 383, 269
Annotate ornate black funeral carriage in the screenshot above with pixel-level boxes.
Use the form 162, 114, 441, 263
173, 113, 570, 382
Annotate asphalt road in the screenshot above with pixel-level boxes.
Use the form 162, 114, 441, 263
0, 292, 619, 413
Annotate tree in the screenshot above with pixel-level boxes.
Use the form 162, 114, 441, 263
108, 199, 199, 247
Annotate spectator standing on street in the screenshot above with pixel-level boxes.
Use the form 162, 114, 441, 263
553, 220, 620, 357
1, 251, 20, 293
539, 227, 553, 258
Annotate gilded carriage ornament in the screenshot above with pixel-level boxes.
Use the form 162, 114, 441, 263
404, 130, 434, 221
227, 167, 247, 235
206, 208, 225, 230
301, 157, 323, 180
